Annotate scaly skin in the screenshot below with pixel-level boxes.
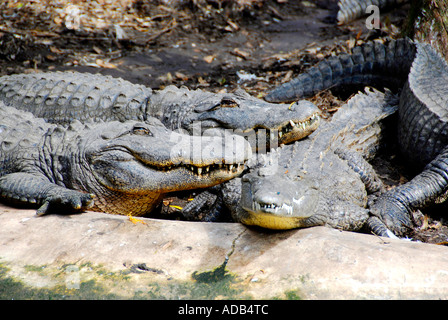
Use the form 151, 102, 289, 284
265, 38, 448, 237
207, 89, 397, 236
233, 89, 396, 234
337, 0, 408, 25
0, 71, 320, 148
265, 38, 416, 103
0, 103, 251, 216
370, 42, 448, 235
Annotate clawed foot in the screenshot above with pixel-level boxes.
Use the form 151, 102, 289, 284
36, 191, 94, 216
369, 195, 414, 237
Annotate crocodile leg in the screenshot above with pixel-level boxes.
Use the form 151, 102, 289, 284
370, 146, 448, 236
335, 148, 385, 195
181, 185, 230, 222
334, 148, 401, 237
0, 173, 94, 215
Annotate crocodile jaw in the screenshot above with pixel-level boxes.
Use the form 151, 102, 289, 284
239, 175, 319, 230
239, 210, 310, 230
277, 113, 320, 145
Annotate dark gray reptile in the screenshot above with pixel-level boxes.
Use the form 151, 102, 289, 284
336, 0, 408, 25
223, 88, 397, 236
0, 71, 320, 149
0, 102, 251, 216
264, 38, 448, 236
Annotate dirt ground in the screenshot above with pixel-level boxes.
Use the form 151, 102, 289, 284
0, 0, 447, 244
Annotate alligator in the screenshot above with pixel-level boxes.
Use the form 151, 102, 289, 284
0, 71, 320, 149
336, 0, 408, 25
264, 38, 448, 237
0, 102, 251, 216
222, 88, 398, 236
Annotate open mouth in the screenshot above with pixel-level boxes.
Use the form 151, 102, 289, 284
251, 112, 320, 147
106, 145, 247, 178
277, 113, 320, 143
158, 162, 245, 176
250, 201, 294, 215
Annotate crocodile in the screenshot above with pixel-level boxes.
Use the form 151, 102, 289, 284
264, 38, 448, 236
224, 88, 397, 235
0, 71, 320, 149
0, 102, 251, 216
336, 0, 408, 25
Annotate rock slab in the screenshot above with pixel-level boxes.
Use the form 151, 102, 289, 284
0, 204, 448, 299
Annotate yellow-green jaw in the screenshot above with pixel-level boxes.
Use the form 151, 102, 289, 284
239, 210, 309, 230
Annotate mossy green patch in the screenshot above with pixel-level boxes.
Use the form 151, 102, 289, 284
0, 263, 120, 300
0, 261, 251, 300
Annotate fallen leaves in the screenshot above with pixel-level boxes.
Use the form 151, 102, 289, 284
95, 59, 117, 69
231, 48, 250, 60
204, 55, 215, 64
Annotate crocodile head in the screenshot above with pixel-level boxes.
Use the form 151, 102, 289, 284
162, 88, 320, 148
238, 170, 319, 230
79, 118, 252, 216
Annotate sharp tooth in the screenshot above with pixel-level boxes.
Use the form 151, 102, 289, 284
289, 120, 295, 127
229, 164, 233, 171
279, 132, 283, 138
206, 166, 209, 173
197, 167, 202, 175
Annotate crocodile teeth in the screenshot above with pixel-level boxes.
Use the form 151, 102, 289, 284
180, 163, 244, 175
289, 120, 295, 127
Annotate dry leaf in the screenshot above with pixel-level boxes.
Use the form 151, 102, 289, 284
50, 46, 63, 54
281, 70, 293, 83
95, 59, 117, 68
46, 55, 57, 61
226, 19, 239, 31
232, 48, 250, 60
92, 46, 104, 54
175, 72, 188, 81
204, 55, 215, 63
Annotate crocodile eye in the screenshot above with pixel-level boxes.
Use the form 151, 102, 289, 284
132, 125, 153, 136
219, 97, 239, 108
207, 97, 239, 112
193, 97, 239, 113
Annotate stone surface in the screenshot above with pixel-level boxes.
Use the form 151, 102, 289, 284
0, 203, 448, 299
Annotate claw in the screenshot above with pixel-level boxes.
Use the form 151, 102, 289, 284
35, 192, 94, 216
370, 195, 413, 237
36, 201, 51, 216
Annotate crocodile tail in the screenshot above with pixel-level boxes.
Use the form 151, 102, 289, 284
398, 42, 448, 167
265, 38, 416, 103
